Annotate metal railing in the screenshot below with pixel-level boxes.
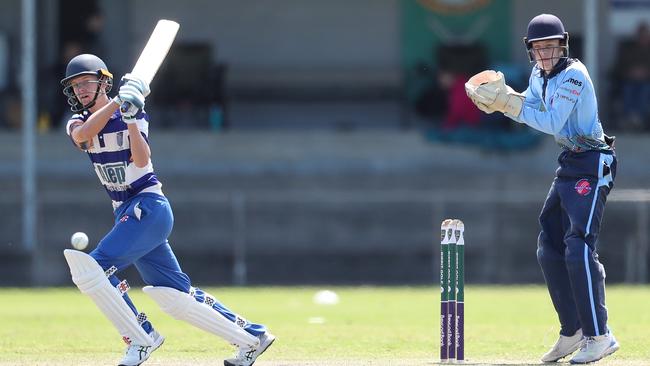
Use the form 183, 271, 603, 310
216, 188, 650, 285
7, 187, 649, 285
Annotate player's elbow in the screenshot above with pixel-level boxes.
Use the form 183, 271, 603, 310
134, 152, 151, 168
72, 134, 88, 145
132, 159, 149, 169
548, 115, 568, 134
131, 153, 150, 168
70, 130, 94, 150
70, 124, 88, 143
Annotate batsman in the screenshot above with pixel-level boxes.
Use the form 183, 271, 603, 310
60, 53, 275, 366
465, 14, 619, 364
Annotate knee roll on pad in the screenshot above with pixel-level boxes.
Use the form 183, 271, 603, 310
63, 249, 153, 346
143, 285, 259, 348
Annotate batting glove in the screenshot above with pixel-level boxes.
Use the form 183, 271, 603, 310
118, 82, 145, 123
120, 73, 150, 97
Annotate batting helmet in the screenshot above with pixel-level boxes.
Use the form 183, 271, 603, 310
61, 54, 113, 112
523, 14, 569, 62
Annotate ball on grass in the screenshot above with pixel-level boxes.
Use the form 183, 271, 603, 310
313, 290, 339, 305
70, 232, 89, 251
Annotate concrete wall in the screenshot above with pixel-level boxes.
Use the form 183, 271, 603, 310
102, 0, 403, 87
1, 131, 648, 286
0, 0, 631, 91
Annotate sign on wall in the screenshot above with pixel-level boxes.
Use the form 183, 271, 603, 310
401, 0, 511, 71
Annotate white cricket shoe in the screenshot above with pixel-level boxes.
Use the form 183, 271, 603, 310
541, 329, 584, 362
118, 330, 165, 366
224, 331, 276, 366
570, 331, 619, 364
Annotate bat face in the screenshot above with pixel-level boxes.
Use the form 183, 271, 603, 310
130, 20, 180, 85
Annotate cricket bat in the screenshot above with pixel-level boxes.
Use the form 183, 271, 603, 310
131, 19, 180, 84
121, 19, 180, 112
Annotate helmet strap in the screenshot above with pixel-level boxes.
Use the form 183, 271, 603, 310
78, 79, 108, 112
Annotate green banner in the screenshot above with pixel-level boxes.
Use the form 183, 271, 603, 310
401, 0, 512, 71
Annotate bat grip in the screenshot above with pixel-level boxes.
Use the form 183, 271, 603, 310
120, 101, 133, 114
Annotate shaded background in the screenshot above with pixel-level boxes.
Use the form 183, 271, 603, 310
1, 0, 649, 286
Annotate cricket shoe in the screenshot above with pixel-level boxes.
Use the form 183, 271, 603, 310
541, 328, 584, 362
570, 331, 619, 364
224, 331, 276, 366
118, 330, 165, 366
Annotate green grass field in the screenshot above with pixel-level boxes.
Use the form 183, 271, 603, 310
1, 286, 648, 365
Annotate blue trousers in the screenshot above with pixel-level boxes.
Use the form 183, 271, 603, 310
89, 193, 265, 337
536, 150, 616, 337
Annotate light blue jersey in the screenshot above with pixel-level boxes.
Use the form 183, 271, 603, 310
511, 58, 616, 339
508, 59, 611, 152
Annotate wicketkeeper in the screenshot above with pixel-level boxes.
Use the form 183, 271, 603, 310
465, 14, 619, 364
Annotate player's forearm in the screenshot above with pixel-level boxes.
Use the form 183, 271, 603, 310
71, 101, 119, 143
127, 123, 151, 168
518, 106, 570, 135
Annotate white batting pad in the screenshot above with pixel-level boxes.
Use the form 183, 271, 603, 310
143, 286, 259, 347
63, 249, 153, 346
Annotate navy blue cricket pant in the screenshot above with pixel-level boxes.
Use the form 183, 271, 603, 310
536, 149, 616, 337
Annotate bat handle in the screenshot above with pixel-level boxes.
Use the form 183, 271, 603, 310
120, 101, 133, 114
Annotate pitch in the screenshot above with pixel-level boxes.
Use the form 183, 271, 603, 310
0, 286, 648, 365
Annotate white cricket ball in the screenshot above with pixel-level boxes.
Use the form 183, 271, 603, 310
313, 290, 340, 305
70, 232, 89, 251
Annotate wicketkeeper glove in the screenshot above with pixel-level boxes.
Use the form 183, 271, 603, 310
465, 70, 524, 116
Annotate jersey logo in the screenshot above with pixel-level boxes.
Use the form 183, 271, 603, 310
558, 94, 577, 103
565, 78, 583, 87
93, 162, 128, 191
575, 179, 592, 196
